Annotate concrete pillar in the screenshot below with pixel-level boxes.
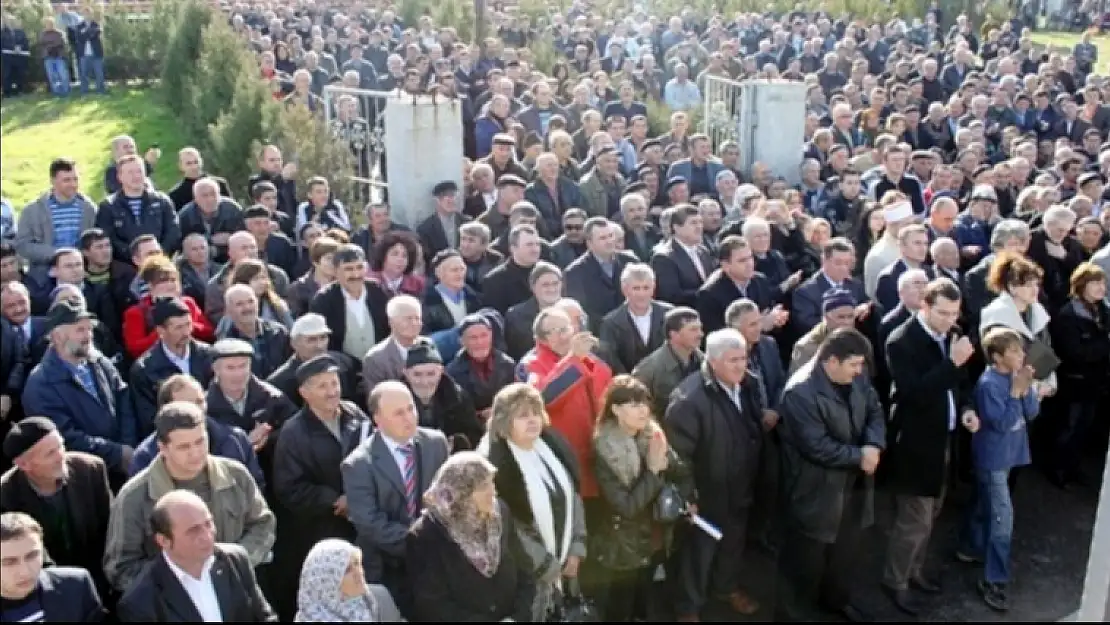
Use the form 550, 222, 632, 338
1076, 446, 1110, 622
736, 80, 808, 186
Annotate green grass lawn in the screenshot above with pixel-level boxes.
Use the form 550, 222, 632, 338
0, 87, 186, 208
1031, 31, 1109, 74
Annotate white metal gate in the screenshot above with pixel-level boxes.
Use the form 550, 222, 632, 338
321, 85, 393, 204
702, 74, 743, 153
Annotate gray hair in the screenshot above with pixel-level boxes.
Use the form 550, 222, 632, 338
532, 306, 571, 341
929, 237, 957, 259
620, 193, 646, 214
459, 221, 491, 245
724, 298, 759, 329
193, 177, 219, 195
619, 263, 655, 285
224, 283, 257, 305
386, 294, 421, 319
989, 218, 1030, 250
741, 216, 771, 238
553, 297, 587, 329
487, 383, 548, 442
1042, 205, 1077, 228
897, 268, 930, 291
705, 328, 747, 361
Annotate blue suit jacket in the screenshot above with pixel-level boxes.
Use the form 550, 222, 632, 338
875, 259, 935, 313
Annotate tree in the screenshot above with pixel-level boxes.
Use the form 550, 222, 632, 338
273, 105, 359, 212
207, 73, 282, 200
187, 18, 254, 150
160, 0, 213, 116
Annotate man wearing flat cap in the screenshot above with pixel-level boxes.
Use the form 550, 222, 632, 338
271, 353, 372, 617
478, 133, 529, 183
0, 416, 114, 599
445, 311, 517, 416
478, 174, 528, 243
206, 338, 297, 492
401, 338, 483, 452
267, 313, 363, 409
129, 296, 215, 437
790, 288, 873, 376
579, 145, 627, 219
417, 180, 471, 266
21, 301, 137, 483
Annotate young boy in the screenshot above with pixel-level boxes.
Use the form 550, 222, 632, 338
959, 327, 1040, 612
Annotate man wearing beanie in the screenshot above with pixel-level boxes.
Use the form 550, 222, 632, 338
21, 300, 136, 484
0, 417, 114, 599
401, 337, 483, 452
790, 288, 872, 375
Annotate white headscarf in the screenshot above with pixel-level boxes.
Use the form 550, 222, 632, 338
294, 539, 378, 623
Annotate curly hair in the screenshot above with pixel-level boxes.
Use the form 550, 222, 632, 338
986, 251, 1044, 294
370, 230, 421, 275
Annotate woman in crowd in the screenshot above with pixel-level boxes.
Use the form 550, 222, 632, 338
479, 383, 588, 620
121, 255, 215, 359
367, 230, 426, 298
979, 252, 1056, 395
592, 375, 693, 622
852, 202, 885, 277
295, 539, 402, 622
1049, 262, 1110, 489
232, 259, 295, 329
407, 452, 536, 622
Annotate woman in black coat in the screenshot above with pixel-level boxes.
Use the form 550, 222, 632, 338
1048, 263, 1110, 487
407, 452, 535, 622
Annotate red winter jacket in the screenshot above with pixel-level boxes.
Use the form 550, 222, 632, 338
122, 295, 215, 359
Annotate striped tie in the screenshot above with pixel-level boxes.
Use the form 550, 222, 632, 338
400, 444, 417, 518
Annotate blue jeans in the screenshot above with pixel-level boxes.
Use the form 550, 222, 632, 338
78, 55, 105, 93
960, 469, 1014, 583
43, 57, 70, 95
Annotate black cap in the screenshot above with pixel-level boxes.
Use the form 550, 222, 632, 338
625, 181, 648, 194
459, 312, 493, 335
641, 138, 662, 151
296, 354, 340, 386
44, 300, 94, 333
243, 205, 271, 220
211, 338, 254, 360
1078, 172, 1104, 186
432, 180, 458, 196
665, 176, 688, 191
405, 338, 443, 368
152, 297, 192, 327
497, 174, 527, 189
2, 417, 58, 460
430, 248, 462, 270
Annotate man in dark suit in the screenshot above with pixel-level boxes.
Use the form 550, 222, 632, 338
1, 419, 113, 601
504, 261, 564, 360
882, 278, 979, 616
342, 381, 449, 617
791, 237, 869, 335
697, 235, 784, 334
565, 217, 640, 334
598, 263, 672, 373
651, 204, 715, 308
308, 244, 390, 361
417, 181, 471, 268
0, 512, 105, 622
129, 297, 215, 437
1052, 94, 1092, 145
481, 224, 545, 315
874, 224, 935, 312
878, 268, 930, 352
116, 490, 277, 622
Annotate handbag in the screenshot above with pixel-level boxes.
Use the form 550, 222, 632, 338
653, 482, 686, 524
547, 578, 600, 623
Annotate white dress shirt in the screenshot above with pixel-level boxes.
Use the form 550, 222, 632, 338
164, 553, 224, 622
629, 308, 652, 345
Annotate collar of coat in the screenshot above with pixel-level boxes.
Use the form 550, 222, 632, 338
146, 456, 236, 502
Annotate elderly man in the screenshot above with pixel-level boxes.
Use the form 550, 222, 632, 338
166, 147, 231, 211
880, 269, 931, 349
342, 381, 448, 616
525, 152, 584, 237
775, 328, 886, 622
549, 208, 589, 269
0, 417, 114, 597
177, 178, 245, 264
243, 204, 297, 279
791, 288, 870, 375
309, 244, 390, 360
268, 313, 362, 408
219, 285, 291, 380
597, 262, 673, 373
964, 219, 1030, 333
504, 262, 563, 360
618, 193, 663, 262
205, 231, 291, 324
104, 401, 275, 594
362, 294, 424, 393
271, 355, 371, 619
400, 338, 483, 451
129, 297, 215, 436
1028, 205, 1084, 314
792, 237, 870, 334
21, 301, 135, 479
666, 328, 764, 620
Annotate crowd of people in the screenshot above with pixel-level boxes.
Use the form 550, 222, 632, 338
1, 0, 1109, 623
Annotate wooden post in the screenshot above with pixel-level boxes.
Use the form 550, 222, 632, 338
474, 0, 487, 44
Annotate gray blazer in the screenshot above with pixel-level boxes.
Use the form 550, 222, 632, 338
361, 337, 406, 394
16, 191, 98, 268
341, 428, 449, 582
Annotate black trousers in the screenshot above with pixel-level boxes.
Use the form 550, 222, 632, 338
774, 493, 866, 622
603, 561, 656, 622
674, 506, 750, 616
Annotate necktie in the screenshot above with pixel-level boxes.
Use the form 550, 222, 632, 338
400, 444, 418, 518
13, 324, 27, 354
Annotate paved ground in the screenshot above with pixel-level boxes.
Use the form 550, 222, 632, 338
658, 461, 1101, 622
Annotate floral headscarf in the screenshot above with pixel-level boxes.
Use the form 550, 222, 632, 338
294, 539, 378, 622
423, 451, 504, 578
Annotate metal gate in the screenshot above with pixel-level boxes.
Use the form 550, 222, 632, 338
321, 85, 393, 204
702, 74, 744, 154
